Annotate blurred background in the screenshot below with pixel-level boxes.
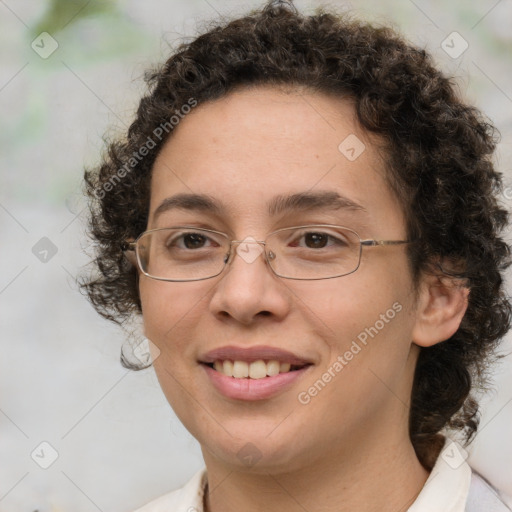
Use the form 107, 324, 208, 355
1, 0, 511, 510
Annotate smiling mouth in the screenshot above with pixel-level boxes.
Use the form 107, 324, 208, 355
203, 360, 310, 379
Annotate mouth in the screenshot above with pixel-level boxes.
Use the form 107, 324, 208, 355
198, 345, 314, 380
201, 359, 311, 379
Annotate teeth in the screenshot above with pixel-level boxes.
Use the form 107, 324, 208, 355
267, 360, 280, 376
211, 359, 301, 378
249, 360, 267, 379
280, 362, 291, 373
223, 360, 234, 376
233, 360, 249, 378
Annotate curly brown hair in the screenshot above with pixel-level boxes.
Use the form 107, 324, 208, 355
81, 0, 511, 469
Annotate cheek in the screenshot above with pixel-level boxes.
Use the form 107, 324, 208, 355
293, 270, 405, 333
293, 280, 415, 430
139, 280, 169, 342
139, 279, 204, 417
139, 278, 204, 349
293, 260, 416, 376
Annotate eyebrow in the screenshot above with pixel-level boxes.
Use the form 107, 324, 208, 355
152, 191, 367, 220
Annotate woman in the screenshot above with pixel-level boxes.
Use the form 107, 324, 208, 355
81, 1, 511, 510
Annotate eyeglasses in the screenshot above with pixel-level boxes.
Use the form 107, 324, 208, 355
121, 225, 412, 282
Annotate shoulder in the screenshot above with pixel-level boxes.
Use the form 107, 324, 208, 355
132, 468, 207, 512
465, 470, 511, 512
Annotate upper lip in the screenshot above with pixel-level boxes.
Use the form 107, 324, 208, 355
198, 345, 313, 366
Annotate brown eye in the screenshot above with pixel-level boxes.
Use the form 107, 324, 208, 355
165, 231, 221, 251
304, 232, 329, 249
181, 233, 208, 249
288, 230, 349, 250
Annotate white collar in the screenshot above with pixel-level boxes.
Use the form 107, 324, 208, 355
407, 436, 471, 512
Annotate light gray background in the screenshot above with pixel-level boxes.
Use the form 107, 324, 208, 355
1, 0, 511, 510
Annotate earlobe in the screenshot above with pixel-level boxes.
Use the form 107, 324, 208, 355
412, 273, 470, 348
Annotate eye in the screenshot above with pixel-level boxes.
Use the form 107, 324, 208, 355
291, 230, 349, 249
166, 231, 219, 250
303, 232, 330, 249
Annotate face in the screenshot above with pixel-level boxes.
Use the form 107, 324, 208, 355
139, 86, 421, 474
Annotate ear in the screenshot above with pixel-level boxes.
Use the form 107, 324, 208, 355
412, 272, 470, 348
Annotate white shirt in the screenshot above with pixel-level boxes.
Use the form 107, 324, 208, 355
133, 437, 510, 512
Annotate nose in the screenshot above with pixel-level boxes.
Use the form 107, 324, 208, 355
208, 238, 291, 325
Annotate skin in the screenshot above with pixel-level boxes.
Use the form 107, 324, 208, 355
138, 85, 469, 512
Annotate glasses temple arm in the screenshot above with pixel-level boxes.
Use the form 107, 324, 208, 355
121, 241, 136, 251
360, 240, 412, 247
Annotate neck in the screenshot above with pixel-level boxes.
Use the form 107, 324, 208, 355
202, 426, 431, 512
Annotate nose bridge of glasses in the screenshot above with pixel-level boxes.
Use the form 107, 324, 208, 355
226, 238, 272, 266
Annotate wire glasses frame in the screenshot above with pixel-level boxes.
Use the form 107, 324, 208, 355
121, 224, 412, 282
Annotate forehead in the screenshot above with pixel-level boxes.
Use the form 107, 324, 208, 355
148, 86, 404, 234
156, 85, 367, 171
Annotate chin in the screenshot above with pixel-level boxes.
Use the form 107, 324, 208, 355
198, 424, 313, 475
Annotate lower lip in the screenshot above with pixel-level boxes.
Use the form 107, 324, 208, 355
201, 364, 311, 401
